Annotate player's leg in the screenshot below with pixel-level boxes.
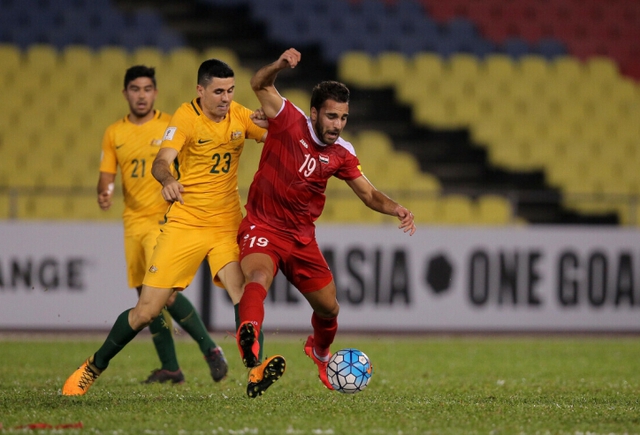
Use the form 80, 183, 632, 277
301, 281, 339, 390
235, 221, 286, 397
236, 252, 274, 367
165, 291, 228, 382
62, 285, 174, 396
124, 227, 182, 383
160, 226, 228, 382
138, 227, 183, 384
236, 253, 287, 398
288, 239, 338, 390
144, 222, 226, 382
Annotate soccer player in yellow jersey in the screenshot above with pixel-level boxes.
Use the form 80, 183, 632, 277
97, 65, 229, 385
62, 63, 259, 395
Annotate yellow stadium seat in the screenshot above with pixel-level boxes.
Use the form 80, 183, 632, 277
437, 194, 475, 224
61, 45, 94, 71
356, 131, 394, 162
321, 197, 384, 223
473, 77, 511, 104
376, 51, 408, 87
410, 52, 444, 80
237, 144, 263, 192
165, 47, 200, 73
551, 56, 585, 83
452, 98, 483, 124
201, 46, 240, 69
403, 196, 439, 224
448, 53, 480, 80
481, 54, 516, 80
0, 44, 21, 87
95, 46, 129, 75
411, 173, 441, 194
130, 47, 165, 70
281, 88, 310, 111
25, 44, 59, 70
70, 195, 124, 220
586, 56, 619, 82
476, 194, 513, 225
0, 193, 11, 219
338, 51, 375, 87
517, 55, 550, 80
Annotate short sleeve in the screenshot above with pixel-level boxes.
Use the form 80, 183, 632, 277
161, 104, 194, 153
98, 124, 117, 174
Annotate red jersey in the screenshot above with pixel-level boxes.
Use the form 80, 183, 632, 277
244, 99, 362, 244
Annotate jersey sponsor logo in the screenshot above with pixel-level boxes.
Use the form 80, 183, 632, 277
319, 154, 330, 165
163, 127, 177, 141
115, 144, 125, 149
299, 139, 309, 149
197, 138, 212, 144
231, 130, 242, 140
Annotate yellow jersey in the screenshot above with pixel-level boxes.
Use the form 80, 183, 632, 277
160, 98, 265, 227
99, 110, 172, 226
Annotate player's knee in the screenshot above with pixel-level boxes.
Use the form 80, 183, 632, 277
246, 269, 272, 289
130, 307, 157, 330
317, 301, 340, 318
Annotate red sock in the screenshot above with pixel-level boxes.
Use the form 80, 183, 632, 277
311, 312, 337, 358
239, 282, 267, 335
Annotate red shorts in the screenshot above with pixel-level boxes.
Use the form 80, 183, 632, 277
237, 217, 333, 293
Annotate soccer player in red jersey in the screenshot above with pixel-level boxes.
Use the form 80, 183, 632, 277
235, 48, 416, 398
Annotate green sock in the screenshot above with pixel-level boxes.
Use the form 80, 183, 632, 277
234, 303, 264, 361
94, 309, 139, 370
167, 293, 216, 354
148, 309, 180, 372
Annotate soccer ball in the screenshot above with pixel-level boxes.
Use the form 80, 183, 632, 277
326, 348, 373, 394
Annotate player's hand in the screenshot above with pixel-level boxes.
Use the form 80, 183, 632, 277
161, 177, 185, 205
251, 108, 269, 129
395, 205, 416, 236
97, 183, 114, 211
278, 48, 301, 69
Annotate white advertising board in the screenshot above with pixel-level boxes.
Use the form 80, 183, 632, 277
1, 222, 638, 331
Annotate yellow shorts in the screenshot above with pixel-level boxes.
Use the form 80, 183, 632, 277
123, 218, 163, 289
142, 222, 239, 290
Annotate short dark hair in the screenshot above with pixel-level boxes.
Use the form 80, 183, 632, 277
124, 65, 156, 89
310, 81, 350, 111
197, 59, 234, 86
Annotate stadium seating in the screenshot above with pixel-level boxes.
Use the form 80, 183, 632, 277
1, 0, 638, 226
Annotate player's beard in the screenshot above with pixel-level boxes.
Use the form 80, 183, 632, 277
314, 121, 340, 145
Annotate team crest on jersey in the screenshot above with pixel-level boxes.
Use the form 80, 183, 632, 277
319, 154, 330, 164
150, 139, 162, 147
231, 130, 242, 141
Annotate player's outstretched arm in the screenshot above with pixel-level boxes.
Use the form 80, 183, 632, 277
97, 172, 116, 211
152, 147, 184, 204
346, 176, 416, 236
250, 48, 301, 119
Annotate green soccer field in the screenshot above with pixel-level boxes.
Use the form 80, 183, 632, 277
1, 333, 639, 434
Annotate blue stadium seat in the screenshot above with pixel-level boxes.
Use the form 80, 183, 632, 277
503, 38, 531, 58
536, 38, 566, 59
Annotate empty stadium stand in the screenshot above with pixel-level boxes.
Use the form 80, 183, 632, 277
0, 0, 638, 225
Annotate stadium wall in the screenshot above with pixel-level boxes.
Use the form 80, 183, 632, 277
0, 222, 638, 332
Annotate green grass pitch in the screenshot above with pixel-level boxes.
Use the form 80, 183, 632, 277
0, 333, 639, 434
